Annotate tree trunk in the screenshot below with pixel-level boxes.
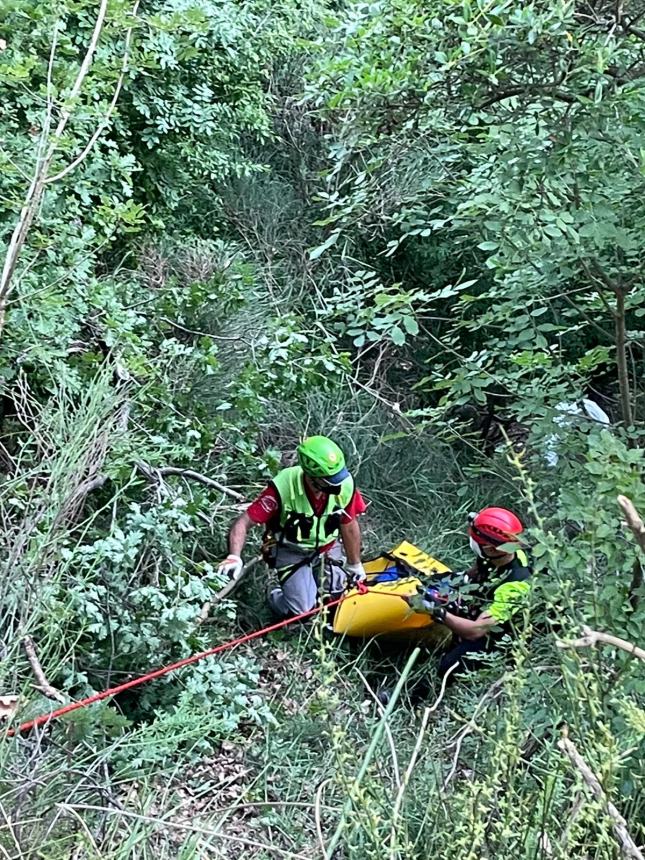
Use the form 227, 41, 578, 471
614, 289, 633, 427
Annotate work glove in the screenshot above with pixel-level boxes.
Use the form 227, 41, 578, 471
218, 554, 243, 581
345, 562, 367, 585
404, 586, 447, 623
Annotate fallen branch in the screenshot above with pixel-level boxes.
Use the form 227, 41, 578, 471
556, 626, 645, 662
618, 495, 645, 553
22, 637, 66, 703
558, 730, 644, 860
136, 462, 245, 502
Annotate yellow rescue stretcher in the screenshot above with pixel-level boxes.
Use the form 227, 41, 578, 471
332, 541, 452, 643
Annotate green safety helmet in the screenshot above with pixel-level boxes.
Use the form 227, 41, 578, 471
297, 436, 350, 484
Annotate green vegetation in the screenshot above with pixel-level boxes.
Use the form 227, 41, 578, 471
0, 0, 643, 856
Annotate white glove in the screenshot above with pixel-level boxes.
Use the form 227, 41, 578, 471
346, 562, 366, 584
218, 554, 243, 581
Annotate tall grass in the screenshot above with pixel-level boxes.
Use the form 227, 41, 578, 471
1, 373, 642, 859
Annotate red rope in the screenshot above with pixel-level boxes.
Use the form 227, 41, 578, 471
6, 580, 416, 738
356, 580, 412, 600
5, 595, 346, 738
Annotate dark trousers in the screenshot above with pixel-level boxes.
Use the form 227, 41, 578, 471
438, 636, 493, 679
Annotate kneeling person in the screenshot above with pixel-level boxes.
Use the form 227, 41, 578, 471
412, 507, 532, 678
218, 436, 367, 618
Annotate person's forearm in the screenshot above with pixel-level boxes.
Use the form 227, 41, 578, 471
340, 518, 361, 564
228, 512, 252, 556
444, 611, 493, 641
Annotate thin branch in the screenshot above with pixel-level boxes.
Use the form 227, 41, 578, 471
354, 667, 401, 790
618, 495, 645, 553
136, 462, 245, 502
444, 678, 504, 788
325, 648, 421, 859
22, 637, 67, 703
559, 793, 586, 853
159, 317, 243, 342
0, 0, 110, 336
388, 663, 456, 852
556, 625, 645, 661
47, 1, 140, 184
314, 778, 332, 860
623, 20, 645, 40
561, 291, 614, 341
478, 83, 577, 110
351, 376, 413, 427
558, 731, 644, 860
614, 289, 633, 425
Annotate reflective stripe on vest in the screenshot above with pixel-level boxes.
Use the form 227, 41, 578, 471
270, 466, 354, 551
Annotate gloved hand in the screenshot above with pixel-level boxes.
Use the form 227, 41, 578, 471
346, 562, 367, 584
218, 554, 243, 581
404, 587, 447, 623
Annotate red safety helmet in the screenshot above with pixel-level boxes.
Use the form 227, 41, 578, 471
468, 507, 524, 547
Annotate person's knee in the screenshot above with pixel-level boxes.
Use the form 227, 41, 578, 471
279, 567, 317, 616
283, 591, 316, 615
271, 581, 316, 617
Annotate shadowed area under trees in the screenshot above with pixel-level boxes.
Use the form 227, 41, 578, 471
0, 0, 643, 856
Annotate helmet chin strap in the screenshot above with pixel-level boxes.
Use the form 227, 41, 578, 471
469, 536, 484, 558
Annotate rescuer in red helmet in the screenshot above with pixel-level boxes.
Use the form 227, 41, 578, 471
409, 506, 532, 680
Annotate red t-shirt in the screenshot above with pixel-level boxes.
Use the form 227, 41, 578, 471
247, 483, 367, 552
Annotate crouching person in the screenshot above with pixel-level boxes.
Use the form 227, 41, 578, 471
410, 507, 532, 679
217, 436, 367, 618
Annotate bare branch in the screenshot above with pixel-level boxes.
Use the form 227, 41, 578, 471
0, 0, 110, 337
159, 317, 243, 342
22, 637, 67, 704
618, 495, 645, 553
47, 1, 140, 184
444, 678, 504, 788
478, 83, 578, 110
136, 462, 246, 502
558, 730, 644, 860
354, 667, 402, 789
556, 625, 645, 661
388, 663, 457, 851
314, 778, 332, 860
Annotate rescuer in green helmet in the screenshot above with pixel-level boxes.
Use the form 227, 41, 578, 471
217, 436, 367, 617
